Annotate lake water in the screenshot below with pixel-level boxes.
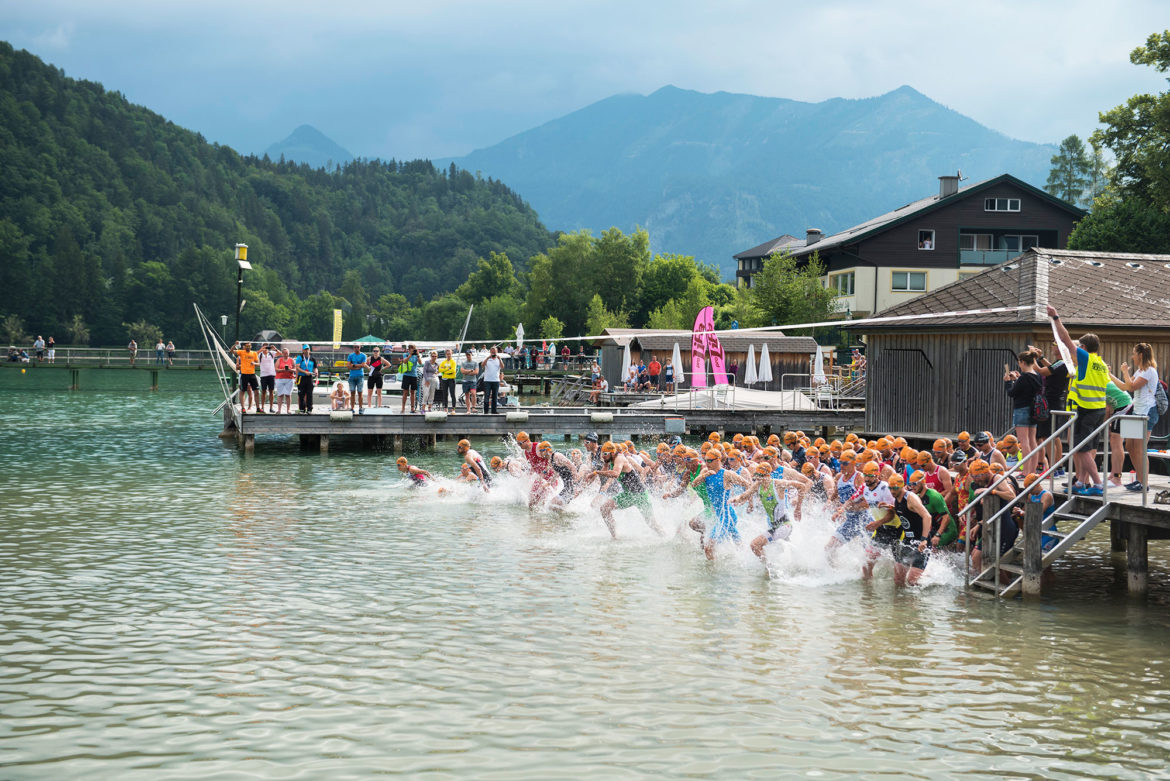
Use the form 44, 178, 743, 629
2, 388, 1169, 779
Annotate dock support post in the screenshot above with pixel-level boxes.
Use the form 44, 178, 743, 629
393, 435, 403, 453
1110, 520, 1127, 559
1127, 523, 1148, 596
243, 433, 254, 454
149, 369, 159, 391
300, 435, 313, 449
69, 368, 80, 390
319, 434, 329, 454
430, 433, 437, 449
1022, 497, 1043, 598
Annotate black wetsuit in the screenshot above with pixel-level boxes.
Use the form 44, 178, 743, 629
553, 461, 576, 501
893, 494, 928, 570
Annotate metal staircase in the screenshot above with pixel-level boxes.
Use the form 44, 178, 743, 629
970, 496, 1110, 598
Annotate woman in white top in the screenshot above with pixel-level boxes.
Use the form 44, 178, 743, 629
1110, 342, 1160, 491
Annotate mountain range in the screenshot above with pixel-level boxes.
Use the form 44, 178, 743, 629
265, 124, 354, 169
439, 85, 1057, 277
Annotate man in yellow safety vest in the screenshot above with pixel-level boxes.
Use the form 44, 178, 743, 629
1048, 304, 1109, 495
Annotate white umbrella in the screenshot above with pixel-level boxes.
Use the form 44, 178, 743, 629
621, 342, 632, 389
744, 344, 758, 385
758, 343, 773, 390
515, 323, 524, 349
813, 345, 827, 385
671, 342, 683, 390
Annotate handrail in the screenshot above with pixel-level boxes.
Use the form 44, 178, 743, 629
962, 409, 1076, 587
964, 409, 1147, 590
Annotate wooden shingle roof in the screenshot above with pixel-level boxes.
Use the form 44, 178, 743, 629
849, 248, 1170, 331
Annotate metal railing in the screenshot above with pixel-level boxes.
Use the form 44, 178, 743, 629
962, 409, 1076, 588
9, 346, 217, 367
963, 408, 1149, 590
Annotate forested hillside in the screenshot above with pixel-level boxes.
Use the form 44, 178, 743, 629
0, 42, 552, 346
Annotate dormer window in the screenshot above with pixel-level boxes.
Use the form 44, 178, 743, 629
984, 197, 1021, 212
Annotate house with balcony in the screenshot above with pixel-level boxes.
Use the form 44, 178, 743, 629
732, 173, 1085, 316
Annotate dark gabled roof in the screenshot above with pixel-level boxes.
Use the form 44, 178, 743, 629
595, 327, 817, 354
632, 332, 817, 354
847, 248, 1170, 331
780, 173, 1086, 260
733, 234, 805, 261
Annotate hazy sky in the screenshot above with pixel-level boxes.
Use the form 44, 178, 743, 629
2, 0, 1166, 160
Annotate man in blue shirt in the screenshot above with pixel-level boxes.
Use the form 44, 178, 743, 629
294, 345, 318, 414
346, 344, 368, 413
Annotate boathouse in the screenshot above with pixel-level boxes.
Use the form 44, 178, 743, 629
846, 248, 1170, 438
594, 328, 818, 390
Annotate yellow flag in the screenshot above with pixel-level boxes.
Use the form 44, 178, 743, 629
332, 309, 343, 350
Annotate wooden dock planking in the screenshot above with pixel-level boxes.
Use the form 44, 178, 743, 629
229, 405, 864, 443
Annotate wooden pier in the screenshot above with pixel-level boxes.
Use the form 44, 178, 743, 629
223, 404, 864, 454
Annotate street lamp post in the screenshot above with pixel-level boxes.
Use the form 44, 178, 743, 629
232, 244, 250, 392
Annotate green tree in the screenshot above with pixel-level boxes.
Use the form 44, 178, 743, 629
747, 252, 838, 329
456, 251, 519, 303
588, 227, 650, 315
539, 315, 564, 340
1067, 194, 1170, 253
1045, 134, 1090, 205
584, 293, 628, 334
65, 314, 90, 345
1092, 30, 1170, 207
638, 253, 703, 322
123, 319, 163, 347
1, 314, 29, 345
524, 231, 596, 334
1086, 140, 1112, 204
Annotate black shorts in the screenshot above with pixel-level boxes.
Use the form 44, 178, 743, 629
260, 375, 275, 392
895, 542, 929, 570
1036, 415, 1052, 439
401, 375, 418, 391
367, 374, 383, 389
1108, 404, 1133, 434
869, 526, 901, 551
240, 374, 259, 390
1074, 407, 1106, 448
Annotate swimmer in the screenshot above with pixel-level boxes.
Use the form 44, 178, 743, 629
590, 441, 664, 538
456, 438, 492, 489
742, 460, 809, 564
397, 456, 433, 487
490, 455, 524, 477
888, 475, 932, 586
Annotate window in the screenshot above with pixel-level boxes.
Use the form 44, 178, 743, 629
959, 233, 993, 251
917, 229, 935, 250
984, 197, 1021, 212
829, 271, 855, 295
892, 271, 927, 292
998, 234, 1039, 252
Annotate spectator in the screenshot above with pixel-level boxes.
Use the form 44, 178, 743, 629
625, 363, 637, 391
295, 345, 318, 414
399, 346, 419, 414
561, 343, 571, 367
233, 341, 260, 413
1104, 380, 1132, 488
590, 361, 600, 384
346, 343, 367, 413
366, 347, 388, 408
664, 357, 675, 393
258, 343, 277, 413
274, 348, 296, 414
128, 339, 138, 367
648, 354, 661, 390
331, 381, 350, 411
7, 346, 18, 362
726, 359, 739, 385
1004, 350, 1042, 473
46, 336, 55, 363
165, 341, 175, 367
637, 361, 651, 391
1049, 305, 1108, 496
439, 349, 457, 413
1111, 343, 1160, 492
421, 350, 440, 412
460, 349, 478, 414
155, 339, 166, 365
33, 335, 44, 362
481, 346, 504, 414
1034, 343, 1069, 476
